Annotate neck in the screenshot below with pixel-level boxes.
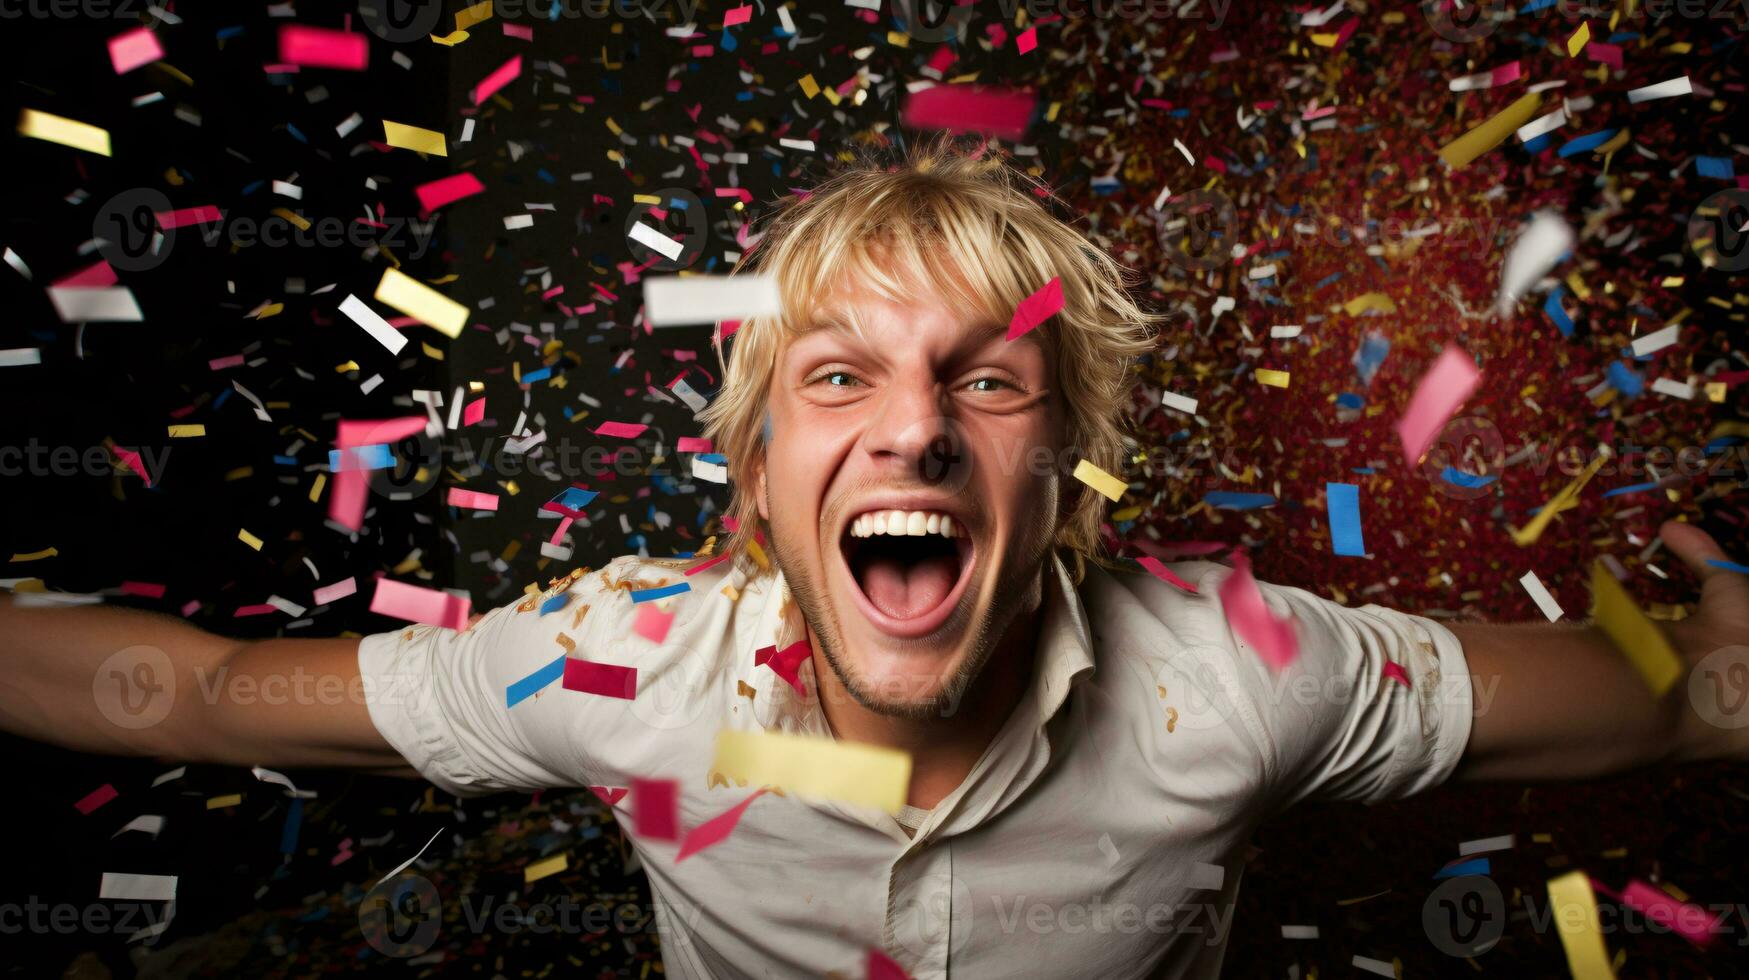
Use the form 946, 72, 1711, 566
810, 572, 1046, 810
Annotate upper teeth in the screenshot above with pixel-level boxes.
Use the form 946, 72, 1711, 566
849, 509, 963, 539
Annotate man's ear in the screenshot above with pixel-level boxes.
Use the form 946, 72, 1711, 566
754, 452, 770, 522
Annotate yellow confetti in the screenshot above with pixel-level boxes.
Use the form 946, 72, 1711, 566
382, 120, 448, 157
1566, 21, 1591, 57
167, 424, 206, 438
375, 267, 467, 338
1705, 382, 1727, 403
17, 108, 112, 156
309, 472, 327, 503
1509, 447, 1611, 546
10, 547, 58, 562
799, 74, 820, 99
524, 853, 568, 884
713, 728, 911, 813
1547, 871, 1615, 979
430, 29, 470, 46
238, 528, 264, 551
1072, 458, 1127, 502
206, 794, 243, 810
1590, 560, 1684, 697
1437, 93, 1542, 169
1342, 292, 1397, 316
455, 0, 493, 29
1255, 369, 1291, 388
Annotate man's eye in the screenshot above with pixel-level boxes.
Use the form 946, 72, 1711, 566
823, 371, 860, 387
967, 378, 1009, 392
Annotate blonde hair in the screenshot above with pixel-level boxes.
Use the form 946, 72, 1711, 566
697, 140, 1163, 582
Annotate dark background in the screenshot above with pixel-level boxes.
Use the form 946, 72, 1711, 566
3, 1, 1747, 977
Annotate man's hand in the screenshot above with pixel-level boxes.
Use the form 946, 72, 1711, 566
1451, 521, 1747, 782
1660, 520, 1749, 764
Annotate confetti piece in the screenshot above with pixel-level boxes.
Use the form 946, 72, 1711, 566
629, 582, 689, 602
1006, 276, 1062, 341
1436, 93, 1541, 169
279, 25, 369, 70
463, 397, 485, 426
713, 728, 911, 813
1255, 369, 1290, 388
1325, 482, 1366, 557
370, 578, 472, 632
381, 119, 448, 157
1547, 871, 1614, 979
1519, 571, 1564, 621
630, 778, 680, 841
414, 172, 486, 212
1706, 559, 1749, 574
1630, 324, 1680, 357
1627, 75, 1692, 103
723, 4, 753, 26
1136, 556, 1198, 593
0, 348, 42, 367
1280, 925, 1319, 939
561, 657, 638, 699
1618, 880, 1723, 947
17, 108, 112, 156
1395, 347, 1481, 465
166, 424, 205, 438
1341, 292, 1396, 316
470, 54, 522, 104
676, 788, 765, 862
374, 267, 467, 338
1218, 551, 1298, 670
99, 872, 177, 902
108, 27, 163, 74
447, 488, 499, 510
238, 528, 264, 551
1565, 21, 1591, 57
1509, 448, 1611, 546
755, 638, 812, 695
1497, 212, 1575, 316
523, 853, 567, 884
633, 602, 675, 643
901, 85, 1036, 140
338, 294, 407, 354
1071, 460, 1126, 503
1590, 560, 1683, 698
46, 286, 143, 322
75, 784, 118, 815
506, 654, 565, 708
1160, 390, 1198, 415
629, 221, 685, 261
644, 274, 780, 327
1382, 660, 1412, 688
594, 420, 648, 439
313, 578, 357, 606
1203, 491, 1276, 510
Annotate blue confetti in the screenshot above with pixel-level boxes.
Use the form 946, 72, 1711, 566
1326, 482, 1367, 557
506, 654, 566, 708
1696, 156, 1736, 180
1441, 466, 1497, 488
1203, 491, 1277, 510
1557, 129, 1619, 158
1433, 857, 1491, 880
1706, 559, 1749, 574
629, 582, 690, 603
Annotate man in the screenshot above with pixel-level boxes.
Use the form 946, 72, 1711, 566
3, 147, 1745, 978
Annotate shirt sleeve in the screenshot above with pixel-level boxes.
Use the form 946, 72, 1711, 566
355, 561, 678, 798
1216, 573, 1476, 810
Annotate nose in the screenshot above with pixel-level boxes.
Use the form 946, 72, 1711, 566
862, 371, 962, 488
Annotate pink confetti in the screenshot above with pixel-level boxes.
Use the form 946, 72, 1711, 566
676, 789, 765, 862
631, 777, 680, 841
313, 577, 357, 606
463, 396, 486, 426
369, 577, 472, 631
108, 27, 163, 75
154, 206, 223, 230
53, 260, 117, 289
1016, 27, 1038, 54
1006, 276, 1063, 341
331, 417, 426, 531
112, 446, 153, 487
590, 786, 628, 806
447, 487, 499, 511
1382, 660, 1412, 688
902, 85, 1036, 141
120, 581, 166, 598
634, 602, 676, 644
74, 784, 118, 815
684, 553, 731, 576
471, 54, 522, 105
278, 25, 369, 70
1136, 556, 1198, 593
723, 4, 753, 25
594, 420, 648, 439
208, 354, 244, 370
502, 22, 534, 41
1394, 346, 1481, 465
866, 949, 913, 980
676, 436, 712, 453
415, 173, 485, 213
561, 658, 638, 699
1217, 551, 1298, 670
1620, 880, 1724, 947
754, 639, 812, 696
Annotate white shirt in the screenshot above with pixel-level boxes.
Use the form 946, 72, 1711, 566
359, 551, 1473, 979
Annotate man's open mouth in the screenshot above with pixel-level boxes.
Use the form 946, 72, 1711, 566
837, 508, 975, 639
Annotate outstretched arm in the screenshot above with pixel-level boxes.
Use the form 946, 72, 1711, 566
1451, 521, 1748, 782
0, 595, 413, 773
